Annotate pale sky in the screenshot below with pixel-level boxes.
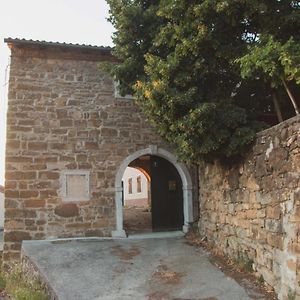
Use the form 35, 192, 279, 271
0, 0, 114, 185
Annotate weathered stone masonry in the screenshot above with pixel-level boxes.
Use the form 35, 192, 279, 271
4, 39, 197, 262
199, 115, 300, 300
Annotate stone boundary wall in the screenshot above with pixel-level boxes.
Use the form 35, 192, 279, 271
199, 115, 300, 300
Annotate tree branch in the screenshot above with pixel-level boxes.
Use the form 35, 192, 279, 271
282, 79, 300, 115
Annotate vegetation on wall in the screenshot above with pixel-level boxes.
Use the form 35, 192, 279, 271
106, 0, 300, 163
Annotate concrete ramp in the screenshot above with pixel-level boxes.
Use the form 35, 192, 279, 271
22, 236, 258, 300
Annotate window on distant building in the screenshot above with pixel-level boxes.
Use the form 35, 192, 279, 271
137, 176, 141, 193
128, 178, 132, 194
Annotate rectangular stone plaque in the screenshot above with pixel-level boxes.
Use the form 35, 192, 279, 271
61, 170, 90, 201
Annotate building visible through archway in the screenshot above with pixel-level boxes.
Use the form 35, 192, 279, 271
122, 164, 152, 234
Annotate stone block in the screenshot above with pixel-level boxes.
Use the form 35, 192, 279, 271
39, 171, 59, 180
50, 143, 73, 150
65, 223, 91, 229
76, 154, 87, 162
5, 199, 20, 209
266, 205, 281, 219
54, 203, 79, 218
267, 233, 283, 250
19, 190, 39, 198
18, 119, 35, 126
286, 259, 297, 272
6, 171, 36, 180
40, 190, 58, 198
60, 119, 73, 127
24, 200, 46, 208
290, 206, 300, 222
5, 190, 19, 198
85, 229, 104, 237
101, 127, 118, 137
34, 232, 46, 239
5, 208, 37, 219
6, 140, 21, 150
27, 142, 47, 151
6, 156, 33, 163
265, 219, 282, 233
85, 142, 99, 150
4, 231, 31, 242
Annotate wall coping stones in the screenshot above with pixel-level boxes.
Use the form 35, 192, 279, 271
4, 37, 117, 62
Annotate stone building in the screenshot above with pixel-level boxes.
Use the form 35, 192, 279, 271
4, 38, 197, 262
0, 185, 4, 229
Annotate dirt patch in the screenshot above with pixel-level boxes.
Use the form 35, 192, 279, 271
147, 291, 170, 300
147, 291, 217, 300
51, 240, 73, 245
152, 264, 184, 285
173, 298, 217, 300
111, 245, 140, 260
112, 265, 127, 274
185, 231, 277, 300
123, 206, 152, 234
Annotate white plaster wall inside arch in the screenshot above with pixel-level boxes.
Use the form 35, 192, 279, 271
112, 146, 194, 237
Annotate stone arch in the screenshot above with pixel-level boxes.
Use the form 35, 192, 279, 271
112, 145, 194, 237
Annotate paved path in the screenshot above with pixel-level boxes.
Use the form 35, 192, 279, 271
22, 235, 264, 300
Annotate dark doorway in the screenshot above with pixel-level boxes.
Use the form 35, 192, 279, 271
122, 155, 183, 234
150, 156, 183, 231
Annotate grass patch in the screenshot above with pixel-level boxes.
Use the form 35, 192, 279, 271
257, 274, 264, 284
0, 261, 48, 300
235, 251, 254, 272
288, 288, 296, 300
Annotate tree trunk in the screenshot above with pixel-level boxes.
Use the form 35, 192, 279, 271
271, 89, 283, 123
282, 79, 300, 115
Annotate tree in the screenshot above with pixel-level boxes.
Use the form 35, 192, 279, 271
237, 35, 300, 117
106, 0, 300, 163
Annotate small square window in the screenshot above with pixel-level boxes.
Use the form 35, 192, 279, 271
61, 170, 90, 201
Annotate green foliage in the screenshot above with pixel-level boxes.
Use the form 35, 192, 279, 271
106, 0, 300, 163
235, 251, 254, 273
288, 288, 296, 300
0, 271, 6, 291
237, 35, 300, 87
257, 275, 264, 284
0, 263, 48, 300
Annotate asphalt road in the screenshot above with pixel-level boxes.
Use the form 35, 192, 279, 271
22, 235, 264, 300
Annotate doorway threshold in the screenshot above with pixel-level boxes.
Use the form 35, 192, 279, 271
127, 231, 184, 239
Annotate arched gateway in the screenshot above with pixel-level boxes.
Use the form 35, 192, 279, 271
113, 146, 194, 237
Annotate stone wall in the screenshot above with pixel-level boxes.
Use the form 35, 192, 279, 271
4, 40, 193, 261
199, 115, 300, 299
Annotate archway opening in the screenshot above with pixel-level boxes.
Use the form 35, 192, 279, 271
121, 155, 184, 234
122, 165, 152, 234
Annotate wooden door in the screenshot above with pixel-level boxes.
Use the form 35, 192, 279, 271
150, 156, 183, 231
